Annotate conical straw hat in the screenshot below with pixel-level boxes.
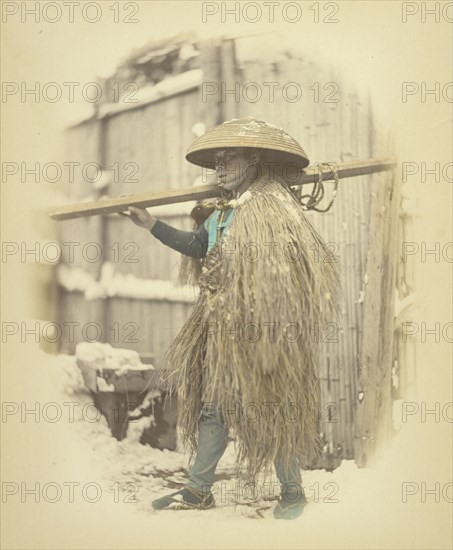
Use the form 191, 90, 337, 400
186, 117, 310, 171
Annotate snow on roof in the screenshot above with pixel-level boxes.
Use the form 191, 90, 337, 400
97, 69, 202, 119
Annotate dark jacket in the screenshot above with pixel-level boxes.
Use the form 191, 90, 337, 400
150, 208, 235, 259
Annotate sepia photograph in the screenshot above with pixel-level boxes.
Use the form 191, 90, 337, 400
1, 1, 452, 549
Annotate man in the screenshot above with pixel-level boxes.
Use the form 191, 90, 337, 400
122, 117, 340, 519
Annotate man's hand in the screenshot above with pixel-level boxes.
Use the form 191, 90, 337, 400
119, 206, 157, 231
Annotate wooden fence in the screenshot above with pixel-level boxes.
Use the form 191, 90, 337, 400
56, 34, 401, 469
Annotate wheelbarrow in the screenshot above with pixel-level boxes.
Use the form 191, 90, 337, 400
75, 342, 174, 445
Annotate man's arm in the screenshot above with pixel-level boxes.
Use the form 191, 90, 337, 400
150, 219, 209, 259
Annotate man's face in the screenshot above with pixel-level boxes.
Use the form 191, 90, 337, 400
213, 148, 256, 191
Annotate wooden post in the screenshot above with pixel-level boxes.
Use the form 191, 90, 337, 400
354, 158, 400, 467
198, 36, 223, 128
97, 116, 111, 341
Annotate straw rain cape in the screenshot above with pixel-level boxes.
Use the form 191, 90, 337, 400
161, 174, 341, 480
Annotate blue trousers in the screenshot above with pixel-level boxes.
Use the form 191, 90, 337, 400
187, 401, 302, 496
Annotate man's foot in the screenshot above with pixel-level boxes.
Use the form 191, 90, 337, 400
273, 491, 307, 520
152, 485, 215, 511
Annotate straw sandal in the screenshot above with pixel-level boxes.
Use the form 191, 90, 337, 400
152, 485, 215, 510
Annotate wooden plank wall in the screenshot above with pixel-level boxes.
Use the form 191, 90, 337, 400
100, 91, 201, 360
58, 120, 105, 351
57, 35, 398, 469
59, 90, 201, 359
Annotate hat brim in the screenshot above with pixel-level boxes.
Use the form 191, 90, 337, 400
186, 145, 310, 172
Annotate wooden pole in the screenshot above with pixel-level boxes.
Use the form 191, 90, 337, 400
353, 153, 400, 467
48, 156, 396, 221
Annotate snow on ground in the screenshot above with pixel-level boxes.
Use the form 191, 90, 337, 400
1, 341, 452, 550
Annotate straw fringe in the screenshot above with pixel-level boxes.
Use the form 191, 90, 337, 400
162, 176, 341, 480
